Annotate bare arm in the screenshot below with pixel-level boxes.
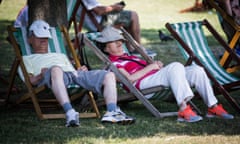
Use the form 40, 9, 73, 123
92, 3, 124, 15
118, 61, 164, 83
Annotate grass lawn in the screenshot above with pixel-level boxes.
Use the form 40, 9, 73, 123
0, 0, 240, 143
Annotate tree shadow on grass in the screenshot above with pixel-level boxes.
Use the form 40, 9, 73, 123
1, 23, 240, 144
0, 96, 239, 143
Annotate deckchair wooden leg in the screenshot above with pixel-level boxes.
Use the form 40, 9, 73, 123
218, 86, 240, 113
188, 101, 202, 115
87, 91, 101, 118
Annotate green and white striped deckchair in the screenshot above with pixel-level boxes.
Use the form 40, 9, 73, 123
81, 30, 201, 118
67, 0, 77, 22
6, 25, 100, 120
166, 19, 240, 113
15, 27, 70, 82
15, 27, 67, 56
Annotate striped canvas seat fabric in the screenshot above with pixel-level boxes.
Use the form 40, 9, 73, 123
170, 21, 239, 85
14, 27, 79, 88
84, 32, 171, 100
7, 25, 101, 119
14, 27, 66, 55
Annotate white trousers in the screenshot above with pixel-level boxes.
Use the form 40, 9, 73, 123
139, 62, 218, 107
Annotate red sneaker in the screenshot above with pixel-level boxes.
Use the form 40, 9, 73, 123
206, 104, 234, 119
178, 105, 202, 122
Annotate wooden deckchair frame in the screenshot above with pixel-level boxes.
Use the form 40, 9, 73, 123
82, 33, 177, 118
78, 27, 204, 118
6, 25, 100, 120
208, 0, 240, 73
166, 19, 240, 113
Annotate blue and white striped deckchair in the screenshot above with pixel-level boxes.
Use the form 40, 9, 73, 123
6, 25, 100, 120
82, 30, 202, 118
166, 19, 240, 113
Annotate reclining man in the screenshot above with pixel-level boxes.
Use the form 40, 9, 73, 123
95, 26, 234, 123
24, 20, 135, 127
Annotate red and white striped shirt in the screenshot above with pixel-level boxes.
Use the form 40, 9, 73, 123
109, 53, 157, 89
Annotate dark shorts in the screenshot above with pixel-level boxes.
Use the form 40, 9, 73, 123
38, 67, 108, 95
101, 10, 132, 28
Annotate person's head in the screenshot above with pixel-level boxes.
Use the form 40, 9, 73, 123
96, 26, 125, 56
28, 20, 52, 53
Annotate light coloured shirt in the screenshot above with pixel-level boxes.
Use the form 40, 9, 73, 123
23, 53, 75, 76
76, 0, 102, 31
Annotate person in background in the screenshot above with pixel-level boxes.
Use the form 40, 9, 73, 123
215, 0, 240, 55
76, 0, 141, 52
15, 1, 144, 54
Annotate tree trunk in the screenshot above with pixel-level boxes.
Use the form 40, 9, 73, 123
28, 0, 67, 27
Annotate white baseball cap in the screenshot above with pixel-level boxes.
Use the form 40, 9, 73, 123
29, 20, 52, 38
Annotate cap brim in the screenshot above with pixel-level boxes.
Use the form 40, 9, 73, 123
33, 30, 52, 38
96, 37, 125, 43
